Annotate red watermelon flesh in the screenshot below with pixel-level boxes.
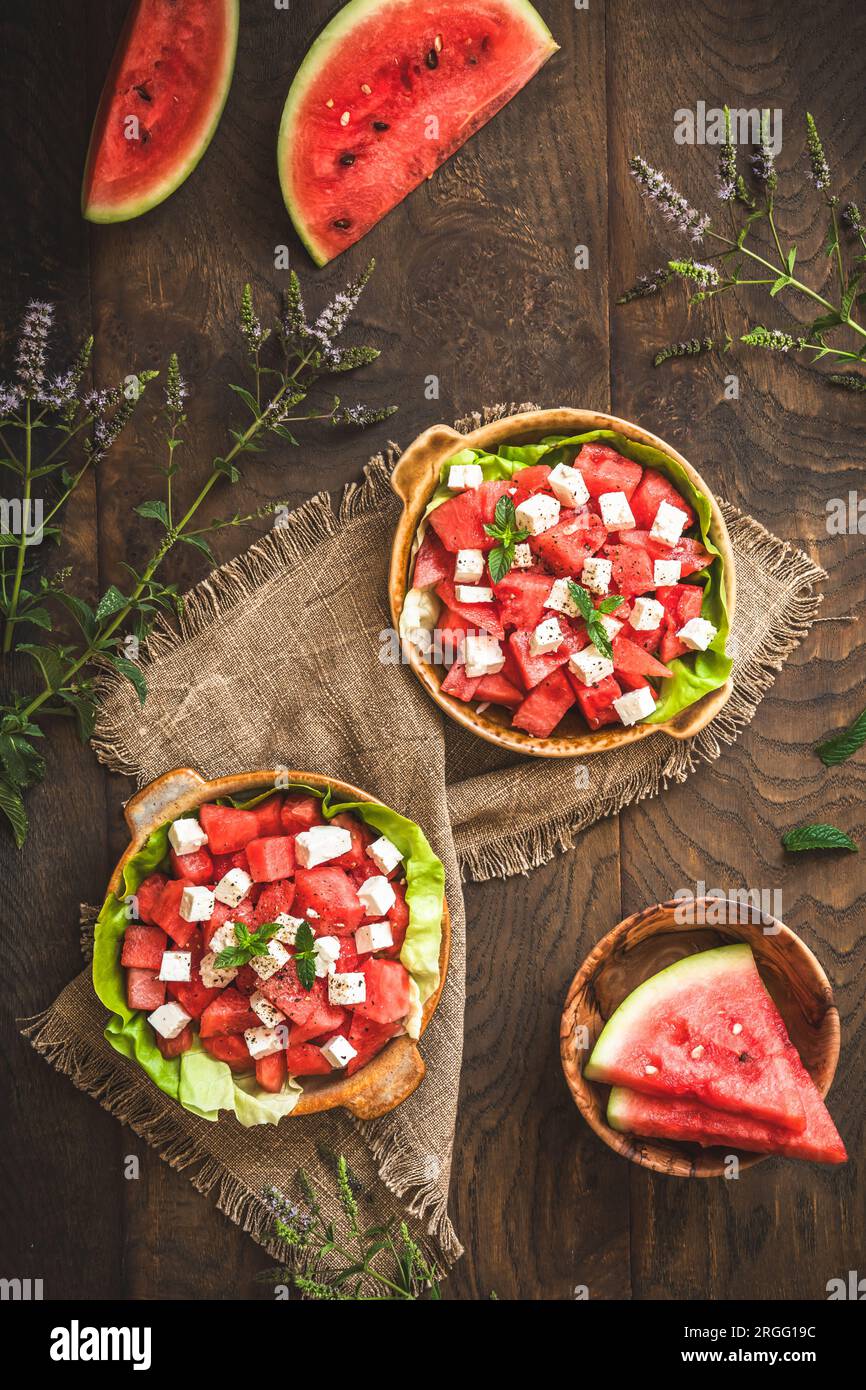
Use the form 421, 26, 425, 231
607, 1069, 847, 1165
630, 469, 696, 531
604, 544, 655, 596
428, 481, 510, 553
493, 571, 553, 630
573, 444, 643, 499
82, 0, 239, 223
617, 530, 711, 578
279, 0, 559, 265
474, 671, 523, 709
585, 945, 808, 1132
571, 673, 622, 730
508, 624, 587, 690
441, 661, 482, 702
611, 635, 672, 680
413, 531, 453, 589
512, 666, 576, 737
435, 579, 504, 637
511, 464, 552, 500
530, 510, 607, 576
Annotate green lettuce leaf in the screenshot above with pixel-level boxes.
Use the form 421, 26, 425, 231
92, 784, 443, 1125
426, 429, 732, 725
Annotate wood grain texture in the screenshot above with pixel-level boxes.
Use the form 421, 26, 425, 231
0, 0, 863, 1301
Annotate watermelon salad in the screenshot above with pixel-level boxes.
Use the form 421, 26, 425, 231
96, 786, 445, 1124
404, 433, 730, 739
584, 945, 846, 1165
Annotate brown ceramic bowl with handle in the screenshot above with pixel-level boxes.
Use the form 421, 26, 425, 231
388, 408, 736, 757
560, 898, 840, 1177
111, 766, 450, 1120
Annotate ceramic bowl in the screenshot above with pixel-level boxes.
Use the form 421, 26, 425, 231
388, 408, 736, 757
109, 766, 450, 1120
560, 898, 840, 1176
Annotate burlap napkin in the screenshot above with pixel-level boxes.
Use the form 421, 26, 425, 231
23, 406, 825, 1274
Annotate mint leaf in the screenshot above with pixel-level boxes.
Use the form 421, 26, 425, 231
782, 824, 857, 853
566, 581, 595, 622
598, 594, 626, 615
487, 543, 514, 586
816, 706, 866, 766
294, 921, 317, 991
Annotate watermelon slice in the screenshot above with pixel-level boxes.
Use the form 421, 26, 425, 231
413, 531, 453, 589
512, 666, 576, 737
278, 0, 559, 265
607, 1068, 847, 1165
585, 945, 808, 1132
82, 0, 239, 223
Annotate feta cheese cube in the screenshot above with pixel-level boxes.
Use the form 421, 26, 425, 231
328, 971, 367, 1006
199, 952, 238, 989
512, 542, 533, 570
244, 1026, 285, 1060
454, 549, 485, 583
548, 462, 590, 509
179, 884, 215, 923
650, 499, 689, 547
447, 463, 483, 491
462, 632, 504, 679
514, 493, 561, 536
213, 866, 252, 908
599, 490, 636, 532
568, 643, 615, 687
676, 616, 718, 651
250, 991, 286, 1027
545, 577, 581, 618
314, 935, 342, 977
366, 835, 403, 876
653, 558, 682, 586
581, 556, 612, 595
208, 921, 239, 955
147, 1001, 191, 1040
454, 583, 494, 604
530, 617, 565, 656
273, 914, 304, 946
319, 1034, 358, 1070
630, 596, 665, 631
357, 874, 397, 918
598, 613, 623, 640
158, 950, 192, 983
249, 939, 291, 980
295, 824, 353, 868
167, 817, 208, 856
355, 919, 395, 954
613, 685, 657, 726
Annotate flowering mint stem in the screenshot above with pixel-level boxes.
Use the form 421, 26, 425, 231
3, 399, 32, 653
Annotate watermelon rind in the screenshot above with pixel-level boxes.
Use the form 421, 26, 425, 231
585, 943, 754, 1080
82, 0, 239, 224
278, 0, 559, 266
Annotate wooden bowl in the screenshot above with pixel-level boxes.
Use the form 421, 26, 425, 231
560, 899, 840, 1176
107, 766, 451, 1121
388, 408, 736, 757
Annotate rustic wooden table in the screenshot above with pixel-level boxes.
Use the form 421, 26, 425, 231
1, 0, 863, 1301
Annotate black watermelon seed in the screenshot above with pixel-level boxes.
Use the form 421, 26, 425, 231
133, 82, 152, 102
373, 120, 389, 131
425, 49, 438, 69
339, 152, 356, 166
333, 218, 352, 230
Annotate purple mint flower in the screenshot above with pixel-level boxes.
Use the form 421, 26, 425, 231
629, 157, 710, 241
15, 299, 54, 396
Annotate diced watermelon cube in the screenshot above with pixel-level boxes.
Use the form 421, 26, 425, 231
329, 812, 373, 870
573, 443, 643, 498
199, 987, 260, 1038
611, 634, 672, 680
630, 469, 696, 531
428, 480, 510, 553
126, 967, 166, 1012
169, 845, 214, 885
289, 1002, 349, 1046
354, 958, 411, 1025
135, 871, 169, 926
252, 795, 284, 837
571, 673, 624, 729
413, 530, 453, 588
435, 578, 504, 638
285, 1043, 333, 1076
378, 881, 409, 960
346, 1015, 401, 1076
257, 966, 322, 1025
604, 543, 655, 596
253, 879, 297, 927
616, 530, 711, 579
121, 924, 168, 971
529, 509, 607, 575
280, 793, 323, 835
198, 803, 259, 855
151, 877, 199, 948
508, 624, 587, 690
156, 1024, 193, 1059
493, 570, 553, 630
168, 933, 221, 1020
234, 963, 258, 995
293, 867, 364, 931
511, 464, 552, 500
255, 1049, 288, 1093
441, 661, 481, 702
512, 666, 577, 737
616, 670, 652, 693
203, 896, 255, 948
202, 1034, 252, 1072
474, 671, 523, 709
246, 835, 295, 883
656, 583, 705, 661
211, 848, 251, 880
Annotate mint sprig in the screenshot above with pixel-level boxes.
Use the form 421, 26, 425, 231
566, 581, 625, 660
484, 495, 530, 585
293, 921, 318, 991
816, 705, 866, 767
781, 824, 858, 853
214, 919, 284, 970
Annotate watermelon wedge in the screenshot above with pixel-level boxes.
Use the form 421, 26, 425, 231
607, 1071, 847, 1165
585, 945, 808, 1132
82, 0, 239, 223
278, 0, 559, 265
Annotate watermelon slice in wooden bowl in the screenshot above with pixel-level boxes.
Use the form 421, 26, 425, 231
278, 0, 559, 265
93, 767, 450, 1125
560, 900, 845, 1176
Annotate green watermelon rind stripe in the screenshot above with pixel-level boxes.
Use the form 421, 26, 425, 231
584, 943, 755, 1081
277, 0, 559, 267
82, 0, 240, 224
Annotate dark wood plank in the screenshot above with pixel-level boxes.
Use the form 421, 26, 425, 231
608, 0, 866, 1299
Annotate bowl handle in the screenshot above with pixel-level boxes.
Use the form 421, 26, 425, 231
342, 1039, 427, 1119
662, 679, 734, 741
390, 424, 466, 505
123, 767, 209, 838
